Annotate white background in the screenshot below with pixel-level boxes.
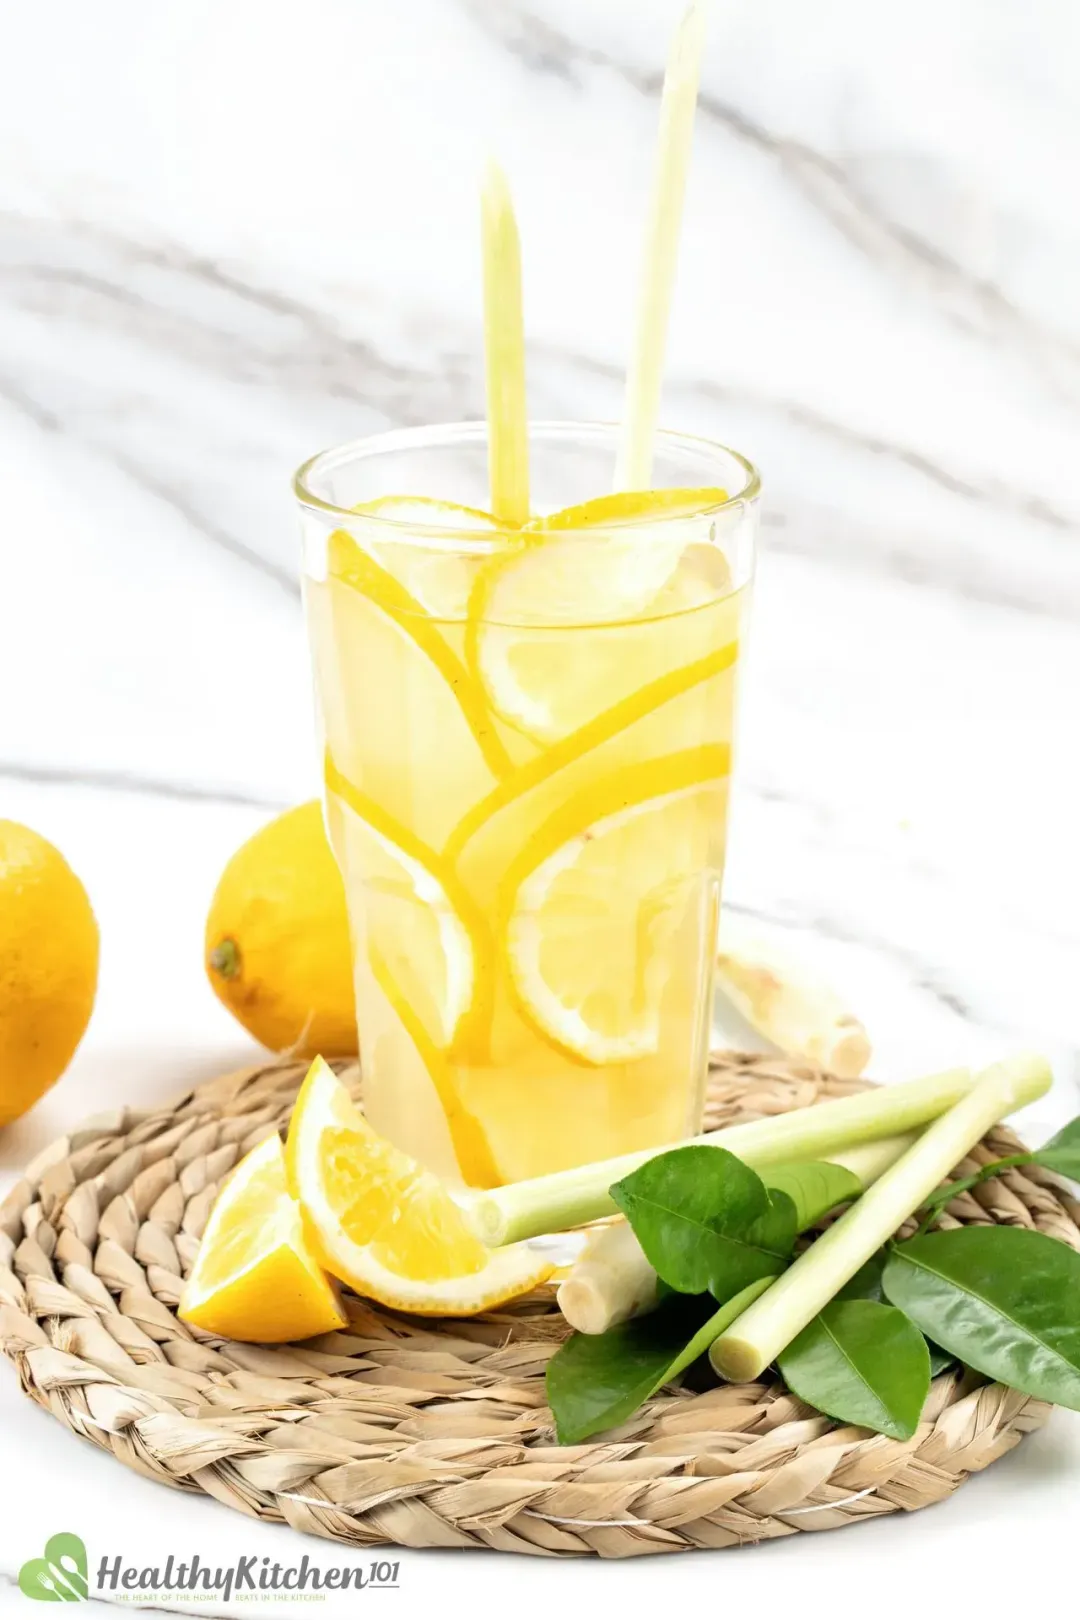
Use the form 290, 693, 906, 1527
2, 1, 1080, 1613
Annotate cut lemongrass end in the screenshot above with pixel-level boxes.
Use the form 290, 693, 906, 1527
466, 1065, 976, 1247
714, 915, 872, 1079
709, 1053, 1053, 1384
481, 159, 530, 525
677, 1276, 774, 1374
614, 0, 708, 492
557, 1132, 918, 1337
557, 1220, 659, 1335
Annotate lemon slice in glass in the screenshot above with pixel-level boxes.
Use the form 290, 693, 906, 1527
468, 488, 732, 742
285, 1058, 552, 1313
502, 746, 730, 1064
308, 528, 514, 847
325, 764, 493, 1063
347, 495, 515, 620
529, 487, 729, 531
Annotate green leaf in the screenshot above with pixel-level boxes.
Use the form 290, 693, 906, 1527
610, 1145, 797, 1298
762, 1161, 862, 1231
883, 1227, 1080, 1409
834, 1252, 954, 1374
778, 1299, 931, 1439
547, 1280, 771, 1444
1034, 1116, 1080, 1181
731, 1189, 799, 1298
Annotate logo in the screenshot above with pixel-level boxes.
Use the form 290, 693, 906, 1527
18, 1534, 88, 1602
17, 1531, 401, 1604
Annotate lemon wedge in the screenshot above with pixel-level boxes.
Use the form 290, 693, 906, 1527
468, 488, 732, 742
502, 746, 729, 1064
285, 1058, 553, 1313
179, 1133, 346, 1343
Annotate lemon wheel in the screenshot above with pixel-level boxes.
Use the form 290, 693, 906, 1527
344, 496, 516, 620
325, 759, 494, 1062
501, 747, 730, 1065
465, 488, 732, 743
367, 941, 501, 1189
326, 525, 514, 779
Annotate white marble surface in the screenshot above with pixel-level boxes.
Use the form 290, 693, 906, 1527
3, 0, 1080, 1610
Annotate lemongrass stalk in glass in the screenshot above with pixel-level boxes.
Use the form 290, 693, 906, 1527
481, 160, 530, 525
615, 1, 708, 492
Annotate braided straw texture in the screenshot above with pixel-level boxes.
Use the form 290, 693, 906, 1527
2, 1054, 1078, 1558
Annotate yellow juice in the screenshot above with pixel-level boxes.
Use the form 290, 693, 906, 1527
303, 496, 749, 1189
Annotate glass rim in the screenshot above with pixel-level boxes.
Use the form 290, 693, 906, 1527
293, 419, 761, 539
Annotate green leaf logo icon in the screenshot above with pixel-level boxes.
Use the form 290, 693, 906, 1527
18, 1533, 88, 1602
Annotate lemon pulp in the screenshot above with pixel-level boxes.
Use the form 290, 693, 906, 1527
179, 1133, 347, 1343
285, 1058, 552, 1312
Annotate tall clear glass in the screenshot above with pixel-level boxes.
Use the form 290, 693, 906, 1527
295, 422, 758, 1189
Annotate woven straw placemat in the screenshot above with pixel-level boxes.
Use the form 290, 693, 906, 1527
2, 1053, 1078, 1558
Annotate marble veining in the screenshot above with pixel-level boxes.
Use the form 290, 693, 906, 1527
467, 0, 1080, 372
1, 0, 1079, 1086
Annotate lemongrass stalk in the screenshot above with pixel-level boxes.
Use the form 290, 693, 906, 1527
613, 2, 708, 491
557, 1132, 918, 1336
558, 1220, 659, 1335
710, 1054, 1052, 1383
828, 1133, 920, 1184
481, 160, 530, 524
715, 916, 871, 1079
674, 1275, 774, 1376
467, 1065, 977, 1247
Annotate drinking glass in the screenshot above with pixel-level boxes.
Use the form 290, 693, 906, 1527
295, 421, 758, 1187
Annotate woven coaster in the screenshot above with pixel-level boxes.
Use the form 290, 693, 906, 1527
2, 1054, 1078, 1558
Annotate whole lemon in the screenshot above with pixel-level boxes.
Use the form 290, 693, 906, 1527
205, 800, 357, 1057
0, 821, 100, 1126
